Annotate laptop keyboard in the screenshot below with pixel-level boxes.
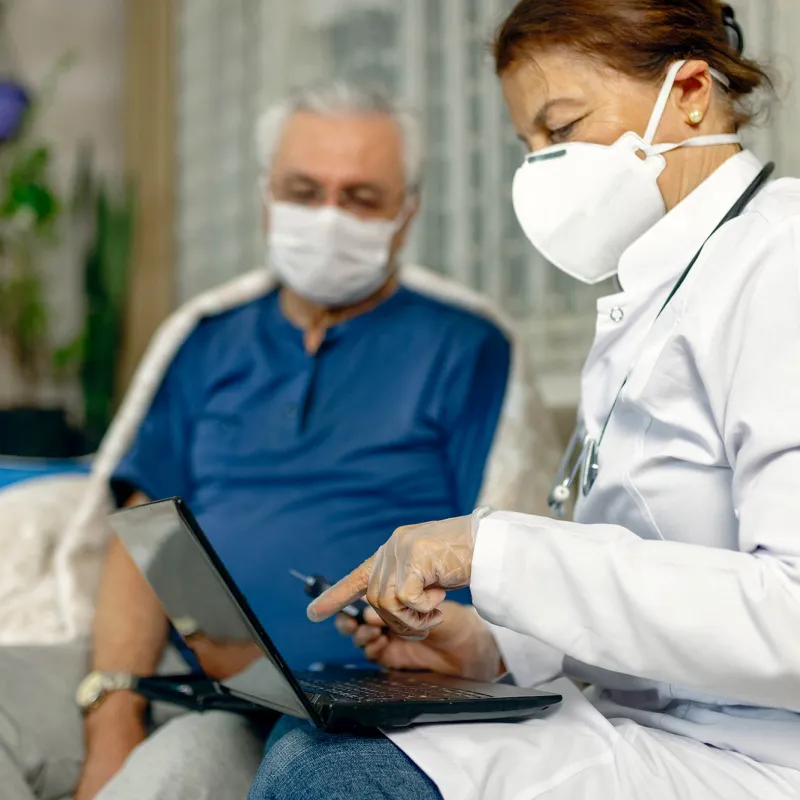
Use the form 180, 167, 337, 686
299, 672, 489, 703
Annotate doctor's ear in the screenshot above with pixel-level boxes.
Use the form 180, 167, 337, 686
672, 60, 715, 128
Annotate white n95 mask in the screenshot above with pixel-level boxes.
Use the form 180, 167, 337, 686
512, 60, 742, 284
267, 202, 403, 306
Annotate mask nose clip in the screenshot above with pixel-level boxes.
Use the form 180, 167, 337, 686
526, 148, 568, 165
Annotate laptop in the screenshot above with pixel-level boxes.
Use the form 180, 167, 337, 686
110, 497, 562, 731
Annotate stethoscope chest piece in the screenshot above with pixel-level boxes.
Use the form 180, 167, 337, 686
579, 438, 599, 498
547, 435, 599, 517
548, 483, 572, 514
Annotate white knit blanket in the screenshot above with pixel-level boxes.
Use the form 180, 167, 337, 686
0, 265, 562, 644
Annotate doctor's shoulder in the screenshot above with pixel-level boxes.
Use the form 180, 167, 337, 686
683, 177, 800, 315
732, 176, 800, 294
677, 176, 800, 408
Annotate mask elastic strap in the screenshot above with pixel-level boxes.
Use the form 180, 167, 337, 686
643, 61, 732, 146
646, 133, 742, 156
394, 197, 417, 231
709, 68, 730, 89
643, 60, 687, 145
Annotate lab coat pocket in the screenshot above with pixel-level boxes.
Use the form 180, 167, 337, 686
615, 306, 684, 541
619, 304, 683, 401
619, 304, 735, 548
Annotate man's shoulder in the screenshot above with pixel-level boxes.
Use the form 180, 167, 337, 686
181, 291, 277, 354
399, 287, 510, 348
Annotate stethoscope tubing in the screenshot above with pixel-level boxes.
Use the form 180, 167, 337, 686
547, 163, 775, 517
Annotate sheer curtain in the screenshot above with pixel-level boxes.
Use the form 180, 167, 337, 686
175, 0, 799, 404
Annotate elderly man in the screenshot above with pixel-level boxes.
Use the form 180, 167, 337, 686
0, 82, 515, 800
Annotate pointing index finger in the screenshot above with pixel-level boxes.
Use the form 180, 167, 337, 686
307, 556, 375, 622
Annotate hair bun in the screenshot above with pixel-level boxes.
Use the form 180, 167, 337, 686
721, 4, 745, 54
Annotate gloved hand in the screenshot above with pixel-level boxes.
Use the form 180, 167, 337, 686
308, 508, 494, 637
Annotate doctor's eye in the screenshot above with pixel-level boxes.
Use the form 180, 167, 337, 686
550, 118, 583, 144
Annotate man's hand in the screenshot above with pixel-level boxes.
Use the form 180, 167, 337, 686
336, 601, 503, 682
185, 634, 263, 680
308, 515, 477, 636
75, 694, 147, 800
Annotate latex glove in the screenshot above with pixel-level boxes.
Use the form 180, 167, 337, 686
308, 508, 494, 637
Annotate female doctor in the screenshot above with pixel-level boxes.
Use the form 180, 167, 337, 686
249, 1, 800, 798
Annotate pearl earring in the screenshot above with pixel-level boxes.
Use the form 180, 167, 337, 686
688, 109, 704, 125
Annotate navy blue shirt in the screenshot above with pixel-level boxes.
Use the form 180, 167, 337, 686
113, 287, 511, 668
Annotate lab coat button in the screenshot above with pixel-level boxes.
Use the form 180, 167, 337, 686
610, 307, 625, 323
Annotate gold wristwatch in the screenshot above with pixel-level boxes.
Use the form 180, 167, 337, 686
75, 671, 136, 713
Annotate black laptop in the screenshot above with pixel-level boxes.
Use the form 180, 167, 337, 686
109, 497, 561, 731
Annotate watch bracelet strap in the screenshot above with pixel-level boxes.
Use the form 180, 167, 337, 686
105, 671, 137, 692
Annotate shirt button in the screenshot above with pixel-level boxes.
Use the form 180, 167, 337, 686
610, 307, 625, 323
284, 404, 298, 419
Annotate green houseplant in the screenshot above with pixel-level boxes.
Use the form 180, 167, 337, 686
0, 142, 60, 399
61, 143, 135, 452
0, 51, 76, 457
0, 56, 134, 456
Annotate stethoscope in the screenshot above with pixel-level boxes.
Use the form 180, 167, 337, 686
548, 162, 776, 517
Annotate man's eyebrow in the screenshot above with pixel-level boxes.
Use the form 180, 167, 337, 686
532, 97, 585, 127
282, 172, 320, 185
343, 182, 385, 195
279, 174, 385, 195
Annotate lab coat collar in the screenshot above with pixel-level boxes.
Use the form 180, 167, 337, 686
616, 150, 765, 297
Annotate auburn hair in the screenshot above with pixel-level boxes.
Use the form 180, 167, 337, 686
494, 0, 772, 126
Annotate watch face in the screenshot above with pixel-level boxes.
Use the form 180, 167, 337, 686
76, 672, 107, 709
76, 672, 135, 711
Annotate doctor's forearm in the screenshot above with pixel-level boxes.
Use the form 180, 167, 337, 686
471, 512, 800, 712
486, 622, 565, 687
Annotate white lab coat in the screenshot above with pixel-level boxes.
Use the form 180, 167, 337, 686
384, 150, 800, 799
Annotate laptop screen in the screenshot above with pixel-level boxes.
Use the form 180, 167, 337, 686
110, 498, 311, 719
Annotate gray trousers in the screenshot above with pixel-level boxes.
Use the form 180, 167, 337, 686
0, 642, 267, 800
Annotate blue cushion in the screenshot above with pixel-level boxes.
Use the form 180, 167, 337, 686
0, 456, 91, 491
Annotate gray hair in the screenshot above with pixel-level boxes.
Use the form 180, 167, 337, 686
255, 80, 423, 193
